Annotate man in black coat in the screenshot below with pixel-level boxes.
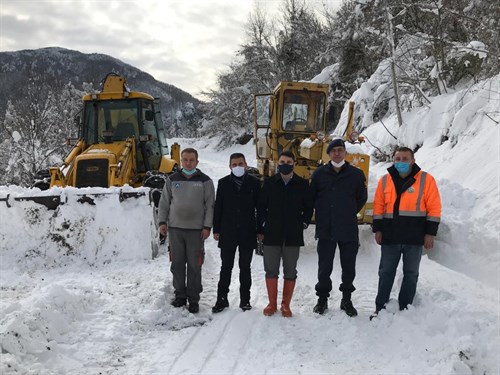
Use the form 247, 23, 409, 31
212, 153, 261, 313
257, 151, 314, 317
310, 138, 367, 316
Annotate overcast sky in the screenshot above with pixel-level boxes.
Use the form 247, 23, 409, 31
1, 0, 338, 99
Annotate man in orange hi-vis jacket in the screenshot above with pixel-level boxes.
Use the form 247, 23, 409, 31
370, 146, 441, 320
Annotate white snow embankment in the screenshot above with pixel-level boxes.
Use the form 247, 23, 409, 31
0, 185, 155, 270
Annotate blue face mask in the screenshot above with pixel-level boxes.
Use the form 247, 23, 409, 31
394, 162, 411, 174
182, 168, 197, 175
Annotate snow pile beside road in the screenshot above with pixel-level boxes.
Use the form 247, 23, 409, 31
0, 188, 154, 270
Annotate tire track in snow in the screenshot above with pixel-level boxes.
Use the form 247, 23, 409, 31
199, 294, 263, 374
227, 297, 262, 374
195, 309, 241, 373
165, 308, 239, 374
164, 322, 204, 374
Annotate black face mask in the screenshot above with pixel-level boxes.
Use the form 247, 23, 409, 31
278, 163, 294, 175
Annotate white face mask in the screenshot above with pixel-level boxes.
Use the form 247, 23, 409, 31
331, 160, 345, 168
231, 166, 246, 177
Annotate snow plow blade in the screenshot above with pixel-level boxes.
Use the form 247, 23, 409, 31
0, 190, 147, 210
0, 194, 62, 210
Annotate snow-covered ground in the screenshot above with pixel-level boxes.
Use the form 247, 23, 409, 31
1, 75, 500, 374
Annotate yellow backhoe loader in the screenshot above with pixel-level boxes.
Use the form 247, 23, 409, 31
253, 81, 373, 224
0, 73, 181, 258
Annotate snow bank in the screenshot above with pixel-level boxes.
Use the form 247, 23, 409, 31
0, 187, 155, 271
348, 74, 500, 288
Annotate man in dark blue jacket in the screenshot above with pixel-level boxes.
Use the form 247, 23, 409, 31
212, 153, 261, 313
310, 138, 367, 316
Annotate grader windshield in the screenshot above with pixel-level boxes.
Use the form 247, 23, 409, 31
281, 89, 325, 133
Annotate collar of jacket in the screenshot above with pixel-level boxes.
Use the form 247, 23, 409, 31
178, 169, 201, 179
272, 173, 296, 184
387, 163, 421, 181
326, 160, 351, 173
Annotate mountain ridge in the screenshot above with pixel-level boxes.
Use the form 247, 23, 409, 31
0, 46, 202, 135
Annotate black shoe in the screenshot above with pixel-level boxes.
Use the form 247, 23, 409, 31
340, 299, 358, 317
188, 302, 199, 314
212, 298, 229, 313
171, 297, 187, 308
239, 302, 252, 311
313, 298, 328, 315
369, 310, 379, 321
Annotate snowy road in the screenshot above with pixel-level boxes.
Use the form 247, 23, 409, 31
1, 138, 499, 374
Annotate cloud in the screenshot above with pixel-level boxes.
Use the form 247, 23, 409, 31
0, 0, 344, 98
0, 0, 254, 98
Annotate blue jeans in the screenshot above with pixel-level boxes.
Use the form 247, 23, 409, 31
375, 244, 422, 310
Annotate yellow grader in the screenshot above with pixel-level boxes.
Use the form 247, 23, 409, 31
253, 81, 373, 224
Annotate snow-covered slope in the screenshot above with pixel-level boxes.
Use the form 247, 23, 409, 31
1, 69, 499, 374
334, 74, 500, 288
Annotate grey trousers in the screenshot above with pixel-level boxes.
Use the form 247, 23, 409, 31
263, 245, 300, 280
169, 228, 205, 303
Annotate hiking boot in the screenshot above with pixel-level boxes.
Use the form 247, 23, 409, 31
340, 299, 358, 317
188, 302, 199, 314
239, 302, 252, 311
212, 298, 229, 313
171, 297, 187, 308
313, 298, 328, 315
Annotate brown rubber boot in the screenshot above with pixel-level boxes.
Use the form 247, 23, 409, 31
280, 279, 296, 317
263, 278, 278, 316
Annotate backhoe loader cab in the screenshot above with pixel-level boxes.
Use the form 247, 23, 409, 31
81, 96, 167, 177
254, 81, 373, 224
48, 73, 179, 189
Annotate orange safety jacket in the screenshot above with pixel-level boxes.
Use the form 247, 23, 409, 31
372, 164, 441, 245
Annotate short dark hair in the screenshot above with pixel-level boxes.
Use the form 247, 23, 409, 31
229, 153, 246, 162
279, 151, 295, 161
393, 146, 414, 158
181, 147, 198, 160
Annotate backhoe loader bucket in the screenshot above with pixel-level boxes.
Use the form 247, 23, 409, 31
0, 186, 162, 262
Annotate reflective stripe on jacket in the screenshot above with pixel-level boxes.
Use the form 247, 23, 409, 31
372, 164, 441, 245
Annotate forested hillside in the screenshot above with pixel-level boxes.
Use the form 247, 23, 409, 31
201, 0, 499, 145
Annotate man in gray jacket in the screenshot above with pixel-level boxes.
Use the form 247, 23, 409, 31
158, 148, 215, 313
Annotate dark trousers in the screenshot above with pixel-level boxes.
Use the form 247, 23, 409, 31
375, 244, 422, 310
315, 239, 358, 299
217, 245, 253, 303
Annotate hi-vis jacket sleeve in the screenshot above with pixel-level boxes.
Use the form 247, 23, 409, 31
423, 173, 441, 236
372, 177, 386, 232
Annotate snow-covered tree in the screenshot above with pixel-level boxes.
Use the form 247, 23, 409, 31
0, 77, 82, 186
